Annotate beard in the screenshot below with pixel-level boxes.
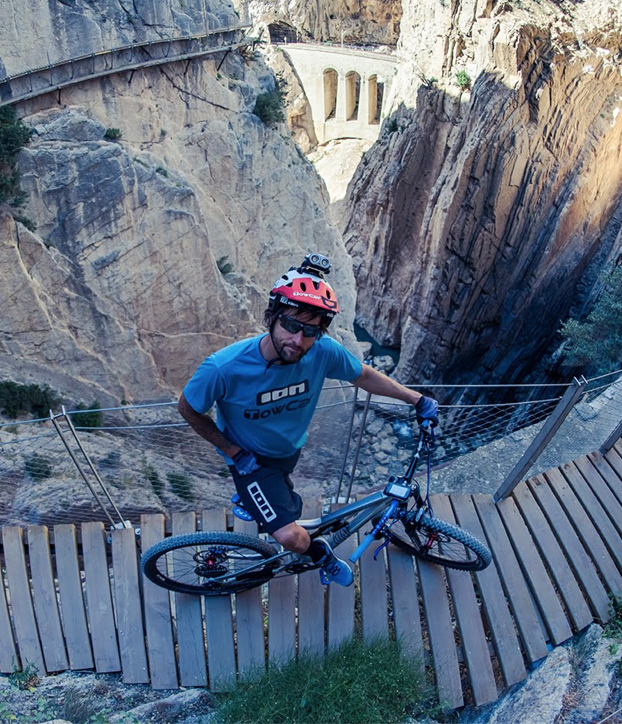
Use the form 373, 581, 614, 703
272, 335, 309, 364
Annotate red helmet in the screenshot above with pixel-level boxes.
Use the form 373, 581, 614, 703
268, 253, 340, 318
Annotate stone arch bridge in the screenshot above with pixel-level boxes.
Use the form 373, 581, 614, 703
278, 43, 399, 144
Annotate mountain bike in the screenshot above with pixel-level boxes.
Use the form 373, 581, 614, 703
141, 421, 492, 595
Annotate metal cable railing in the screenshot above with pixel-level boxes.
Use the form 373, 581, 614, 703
0, 371, 620, 528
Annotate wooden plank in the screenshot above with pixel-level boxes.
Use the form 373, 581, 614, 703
140, 514, 178, 689
54, 525, 93, 670
2, 527, 45, 673
512, 484, 592, 632
358, 526, 389, 643
0, 557, 17, 672
202, 508, 236, 691
578, 455, 622, 540
111, 527, 149, 683
172, 511, 207, 687
561, 461, 622, 570
81, 522, 121, 672
496, 495, 573, 645
451, 494, 526, 688
417, 556, 463, 709
605, 444, 622, 489
297, 499, 325, 657
528, 475, 610, 622
268, 559, 296, 665
587, 451, 622, 508
605, 446, 622, 493
386, 544, 423, 663
327, 505, 356, 651
27, 526, 69, 672
432, 496, 497, 706
545, 468, 622, 595
473, 495, 549, 662
233, 517, 266, 681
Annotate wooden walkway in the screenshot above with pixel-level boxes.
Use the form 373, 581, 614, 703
1, 441, 622, 708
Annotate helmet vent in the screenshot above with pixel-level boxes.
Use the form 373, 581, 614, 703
300, 282, 307, 291
326, 290, 332, 298
313, 281, 320, 289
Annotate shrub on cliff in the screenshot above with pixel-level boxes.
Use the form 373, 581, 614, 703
455, 70, 472, 91
0, 106, 33, 206
71, 401, 103, 429
253, 76, 286, 127
560, 266, 622, 375
0, 381, 60, 419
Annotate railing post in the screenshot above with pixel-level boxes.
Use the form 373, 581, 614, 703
335, 385, 359, 502
343, 391, 372, 502
494, 376, 587, 502
600, 417, 622, 454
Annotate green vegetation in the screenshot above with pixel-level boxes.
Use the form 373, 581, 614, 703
605, 595, 622, 668
0, 381, 60, 419
606, 594, 622, 641
71, 401, 103, 429
144, 463, 164, 496
455, 70, 472, 91
24, 454, 52, 481
167, 471, 193, 500
218, 637, 438, 723
12, 213, 36, 231
560, 266, 622, 375
8, 662, 39, 691
216, 254, 234, 274
0, 106, 33, 206
253, 76, 286, 127
384, 117, 399, 135
104, 127, 122, 141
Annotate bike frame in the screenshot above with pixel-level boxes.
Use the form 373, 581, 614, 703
213, 423, 434, 583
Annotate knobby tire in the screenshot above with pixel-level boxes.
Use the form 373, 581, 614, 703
141, 531, 278, 596
385, 513, 492, 571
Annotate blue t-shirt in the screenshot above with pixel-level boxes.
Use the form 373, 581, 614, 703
183, 334, 363, 459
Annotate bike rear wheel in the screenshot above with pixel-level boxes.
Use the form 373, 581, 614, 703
384, 513, 492, 571
141, 532, 278, 595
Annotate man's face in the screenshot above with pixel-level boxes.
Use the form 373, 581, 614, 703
271, 309, 323, 364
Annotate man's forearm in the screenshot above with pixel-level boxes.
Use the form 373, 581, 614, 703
353, 365, 422, 406
178, 393, 241, 458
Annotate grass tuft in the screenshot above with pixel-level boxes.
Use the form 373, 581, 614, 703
217, 637, 439, 724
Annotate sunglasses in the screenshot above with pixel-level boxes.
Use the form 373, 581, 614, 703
278, 315, 323, 339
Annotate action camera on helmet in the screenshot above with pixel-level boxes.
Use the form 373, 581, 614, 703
300, 253, 331, 278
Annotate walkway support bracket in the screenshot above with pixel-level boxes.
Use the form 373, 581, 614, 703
494, 377, 588, 502
600, 417, 622, 454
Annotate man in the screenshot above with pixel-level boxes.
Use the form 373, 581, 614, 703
179, 253, 439, 586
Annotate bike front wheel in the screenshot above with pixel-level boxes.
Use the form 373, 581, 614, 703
141, 532, 278, 595
384, 513, 492, 571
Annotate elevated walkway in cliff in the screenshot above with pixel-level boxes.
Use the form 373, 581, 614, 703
0, 26, 253, 107
1, 437, 622, 707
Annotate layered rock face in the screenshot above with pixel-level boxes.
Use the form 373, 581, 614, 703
343, 0, 622, 393
236, 0, 401, 46
0, 3, 358, 406
0, 0, 238, 78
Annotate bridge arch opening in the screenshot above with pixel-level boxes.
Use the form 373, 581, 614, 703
323, 68, 338, 121
368, 75, 384, 124
345, 71, 360, 121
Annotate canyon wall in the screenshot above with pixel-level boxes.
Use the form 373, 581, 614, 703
237, 0, 401, 46
343, 0, 622, 393
0, 2, 358, 406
